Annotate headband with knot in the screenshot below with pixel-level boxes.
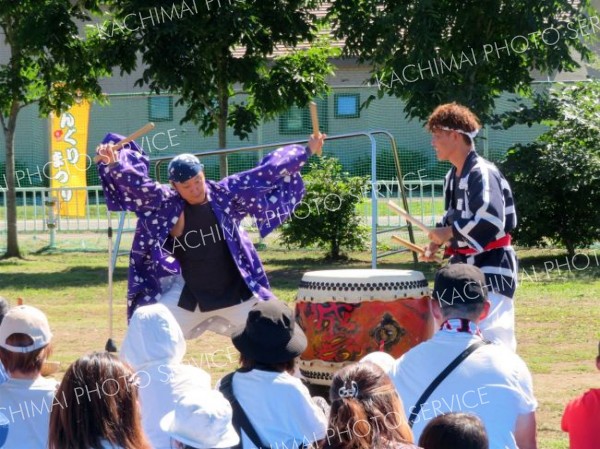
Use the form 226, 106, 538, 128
437, 125, 480, 140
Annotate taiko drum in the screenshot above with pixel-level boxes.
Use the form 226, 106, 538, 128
295, 269, 434, 385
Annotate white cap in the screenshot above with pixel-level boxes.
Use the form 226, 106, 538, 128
160, 390, 240, 449
360, 351, 396, 372
0, 306, 52, 353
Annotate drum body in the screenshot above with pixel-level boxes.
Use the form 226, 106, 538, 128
296, 269, 434, 385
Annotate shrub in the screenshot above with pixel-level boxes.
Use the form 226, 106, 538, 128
280, 156, 369, 260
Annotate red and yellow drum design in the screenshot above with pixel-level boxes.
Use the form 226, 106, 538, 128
295, 269, 434, 385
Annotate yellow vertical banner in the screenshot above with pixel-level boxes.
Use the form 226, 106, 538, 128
49, 101, 91, 217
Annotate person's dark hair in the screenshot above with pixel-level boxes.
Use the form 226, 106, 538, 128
323, 362, 413, 449
426, 103, 481, 146
418, 412, 488, 449
439, 302, 486, 321
0, 297, 9, 325
0, 333, 52, 375
48, 352, 151, 449
239, 354, 296, 374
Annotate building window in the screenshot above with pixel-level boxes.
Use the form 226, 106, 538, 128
334, 93, 360, 118
148, 96, 173, 122
280, 98, 328, 134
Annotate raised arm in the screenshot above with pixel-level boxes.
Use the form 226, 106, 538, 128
219, 134, 325, 215
96, 133, 175, 213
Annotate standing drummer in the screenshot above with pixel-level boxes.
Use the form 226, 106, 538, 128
422, 102, 518, 350
96, 133, 325, 339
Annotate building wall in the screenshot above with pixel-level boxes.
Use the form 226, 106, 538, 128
1, 10, 599, 186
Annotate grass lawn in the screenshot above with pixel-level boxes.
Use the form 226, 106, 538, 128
356, 195, 445, 218
0, 246, 599, 448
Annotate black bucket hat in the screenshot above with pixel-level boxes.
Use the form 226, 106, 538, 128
231, 299, 307, 364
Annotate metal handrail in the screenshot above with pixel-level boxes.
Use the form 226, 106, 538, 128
150, 130, 416, 268
152, 129, 394, 172
2, 132, 423, 266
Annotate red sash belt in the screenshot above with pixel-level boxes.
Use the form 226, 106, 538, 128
444, 234, 512, 257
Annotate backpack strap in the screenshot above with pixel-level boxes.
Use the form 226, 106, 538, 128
408, 339, 490, 428
219, 372, 267, 449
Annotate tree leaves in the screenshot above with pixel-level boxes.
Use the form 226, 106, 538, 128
0, 0, 118, 117
329, 0, 598, 122
106, 0, 335, 145
501, 80, 600, 256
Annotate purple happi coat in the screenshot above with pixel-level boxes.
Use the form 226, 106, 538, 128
97, 133, 309, 319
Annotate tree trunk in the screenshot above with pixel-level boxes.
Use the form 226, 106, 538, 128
2, 103, 22, 258
217, 77, 228, 179
330, 237, 340, 261
566, 241, 575, 259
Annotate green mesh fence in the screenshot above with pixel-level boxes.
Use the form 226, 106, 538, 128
0, 88, 549, 188
1, 87, 549, 253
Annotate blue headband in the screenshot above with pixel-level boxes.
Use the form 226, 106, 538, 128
168, 154, 204, 183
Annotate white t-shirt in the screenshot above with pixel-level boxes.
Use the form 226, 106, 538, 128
0, 376, 58, 449
388, 325, 537, 449
231, 369, 328, 449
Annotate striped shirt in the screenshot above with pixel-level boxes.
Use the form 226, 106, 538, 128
439, 150, 518, 298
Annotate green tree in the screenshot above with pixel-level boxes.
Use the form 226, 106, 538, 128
500, 81, 600, 257
280, 156, 368, 260
328, 0, 597, 121
0, 1, 116, 258
103, 0, 337, 177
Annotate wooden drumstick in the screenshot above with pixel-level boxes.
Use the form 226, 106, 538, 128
309, 101, 320, 137
392, 235, 443, 264
387, 200, 431, 234
93, 122, 156, 163
309, 101, 323, 156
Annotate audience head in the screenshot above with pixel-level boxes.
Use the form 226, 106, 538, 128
161, 390, 239, 449
359, 351, 395, 372
596, 340, 600, 370
0, 305, 52, 377
431, 264, 491, 323
232, 299, 306, 374
326, 362, 413, 449
48, 351, 151, 449
120, 302, 187, 370
418, 412, 488, 449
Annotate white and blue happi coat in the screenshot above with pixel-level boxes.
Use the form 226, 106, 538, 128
439, 150, 518, 299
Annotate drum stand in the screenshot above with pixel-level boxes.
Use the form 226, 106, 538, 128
105, 211, 117, 353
